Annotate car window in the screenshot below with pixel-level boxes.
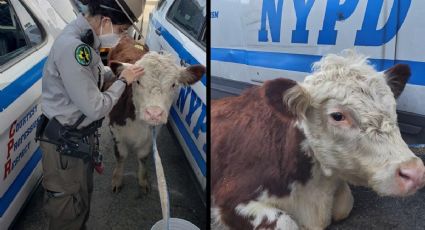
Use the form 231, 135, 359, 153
200, 24, 206, 47
70, 0, 89, 15
157, 0, 166, 10
0, 0, 43, 66
166, 0, 205, 41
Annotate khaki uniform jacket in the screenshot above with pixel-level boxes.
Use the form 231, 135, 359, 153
41, 14, 125, 128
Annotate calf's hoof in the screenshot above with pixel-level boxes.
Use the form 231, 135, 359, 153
111, 176, 123, 193
139, 180, 151, 195
112, 167, 124, 193
112, 183, 122, 193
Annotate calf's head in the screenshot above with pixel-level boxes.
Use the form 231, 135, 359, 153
111, 52, 205, 125
107, 36, 149, 65
282, 50, 424, 196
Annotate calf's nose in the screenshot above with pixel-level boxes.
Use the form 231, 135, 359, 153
145, 106, 164, 121
397, 159, 425, 192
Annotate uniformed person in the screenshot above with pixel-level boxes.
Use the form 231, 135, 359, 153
38, 0, 145, 229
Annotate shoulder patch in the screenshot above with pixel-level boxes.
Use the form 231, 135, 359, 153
75, 44, 92, 66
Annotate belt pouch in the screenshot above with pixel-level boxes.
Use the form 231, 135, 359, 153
44, 118, 65, 143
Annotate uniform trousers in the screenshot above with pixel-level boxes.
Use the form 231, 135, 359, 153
40, 135, 94, 230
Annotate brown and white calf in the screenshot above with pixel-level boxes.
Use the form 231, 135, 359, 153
105, 37, 205, 193
211, 51, 425, 230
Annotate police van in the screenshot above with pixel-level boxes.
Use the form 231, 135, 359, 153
145, 0, 206, 190
211, 0, 425, 144
0, 0, 80, 228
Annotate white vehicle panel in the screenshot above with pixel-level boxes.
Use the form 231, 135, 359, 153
0, 0, 76, 227
147, 0, 206, 189
211, 0, 425, 116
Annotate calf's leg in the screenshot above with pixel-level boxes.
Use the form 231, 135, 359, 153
137, 139, 152, 195
332, 182, 354, 221
223, 201, 300, 230
112, 141, 129, 193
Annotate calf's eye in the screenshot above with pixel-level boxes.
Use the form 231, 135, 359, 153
136, 80, 140, 85
330, 112, 345, 121
171, 83, 176, 88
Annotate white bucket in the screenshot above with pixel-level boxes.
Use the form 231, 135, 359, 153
151, 218, 200, 230
150, 128, 199, 230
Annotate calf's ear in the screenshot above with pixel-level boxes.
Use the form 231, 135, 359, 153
283, 83, 311, 120
109, 61, 134, 77
179, 64, 206, 85
264, 78, 311, 120
109, 61, 125, 77
384, 64, 411, 98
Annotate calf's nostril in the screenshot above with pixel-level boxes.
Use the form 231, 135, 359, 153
145, 107, 165, 121
397, 166, 425, 187
151, 110, 162, 117
398, 169, 411, 180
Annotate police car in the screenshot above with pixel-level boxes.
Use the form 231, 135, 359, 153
211, 0, 425, 143
145, 0, 206, 190
0, 0, 80, 228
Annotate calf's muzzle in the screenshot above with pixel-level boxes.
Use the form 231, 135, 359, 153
396, 158, 425, 195
144, 106, 166, 123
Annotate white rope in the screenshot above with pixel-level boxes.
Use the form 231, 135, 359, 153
152, 126, 170, 230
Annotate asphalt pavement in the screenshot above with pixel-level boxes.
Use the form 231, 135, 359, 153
11, 119, 206, 230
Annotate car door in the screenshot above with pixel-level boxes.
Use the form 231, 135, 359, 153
146, 0, 167, 52
146, 0, 207, 189
391, 0, 425, 143
0, 0, 75, 227
0, 0, 47, 227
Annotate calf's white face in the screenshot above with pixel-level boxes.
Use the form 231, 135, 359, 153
111, 52, 205, 126
284, 51, 425, 196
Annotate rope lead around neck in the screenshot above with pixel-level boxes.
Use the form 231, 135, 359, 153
152, 126, 170, 230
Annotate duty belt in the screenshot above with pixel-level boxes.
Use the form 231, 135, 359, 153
35, 114, 103, 163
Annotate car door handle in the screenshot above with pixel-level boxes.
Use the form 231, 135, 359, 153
155, 28, 162, 36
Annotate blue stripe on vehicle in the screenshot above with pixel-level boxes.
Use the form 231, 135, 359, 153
0, 58, 47, 112
170, 106, 206, 177
151, 18, 206, 86
211, 48, 425, 86
0, 147, 42, 217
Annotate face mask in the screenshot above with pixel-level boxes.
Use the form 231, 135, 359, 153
99, 19, 120, 48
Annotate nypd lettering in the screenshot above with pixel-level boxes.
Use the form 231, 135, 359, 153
211, 10, 219, 18
175, 87, 207, 155
258, 0, 412, 46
